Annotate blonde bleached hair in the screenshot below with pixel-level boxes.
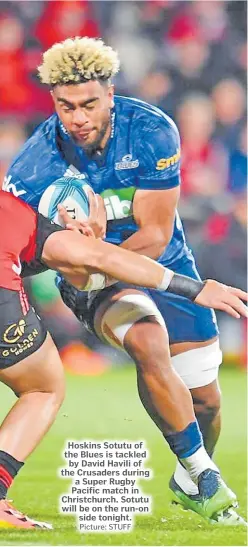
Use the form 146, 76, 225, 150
38, 37, 120, 86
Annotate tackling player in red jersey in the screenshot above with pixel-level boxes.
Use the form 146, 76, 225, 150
0, 190, 247, 529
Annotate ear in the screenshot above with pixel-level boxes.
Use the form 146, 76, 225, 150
50, 89, 56, 106
108, 84, 115, 108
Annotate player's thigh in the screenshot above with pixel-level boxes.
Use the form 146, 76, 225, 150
0, 334, 65, 398
0, 288, 65, 396
92, 285, 169, 352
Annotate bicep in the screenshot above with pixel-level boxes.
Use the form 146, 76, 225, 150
133, 186, 180, 232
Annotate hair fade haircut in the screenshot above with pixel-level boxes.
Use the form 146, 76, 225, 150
38, 36, 120, 86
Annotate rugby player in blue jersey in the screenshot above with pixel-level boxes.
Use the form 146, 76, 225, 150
4, 37, 247, 525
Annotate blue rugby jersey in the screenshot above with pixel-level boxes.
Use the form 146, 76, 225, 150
4, 95, 192, 268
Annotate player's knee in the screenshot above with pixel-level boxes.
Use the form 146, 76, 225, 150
14, 343, 66, 405
40, 364, 66, 407
39, 337, 66, 405
192, 388, 221, 419
16, 374, 65, 409
196, 401, 221, 422
124, 319, 170, 374
47, 378, 66, 410
50, 373, 66, 408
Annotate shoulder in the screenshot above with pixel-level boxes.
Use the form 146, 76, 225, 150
134, 103, 180, 155
114, 97, 181, 187
115, 95, 179, 140
116, 96, 180, 170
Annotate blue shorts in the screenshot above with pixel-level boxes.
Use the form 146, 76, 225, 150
86, 255, 219, 344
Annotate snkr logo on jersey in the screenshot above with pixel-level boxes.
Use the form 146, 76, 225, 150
156, 148, 181, 170
115, 154, 139, 170
2, 175, 26, 197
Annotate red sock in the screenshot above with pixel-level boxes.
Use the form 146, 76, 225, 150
0, 451, 24, 500
0, 465, 13, 499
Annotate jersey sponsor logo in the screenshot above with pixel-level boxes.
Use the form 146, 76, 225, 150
103, 195, 132, 220
156, 148, 181, 170
115, 154, 139, 171
2, 175, 26, 197
63, 165, 86, 179
1, 321, 39, 359
3, 319, 26, 344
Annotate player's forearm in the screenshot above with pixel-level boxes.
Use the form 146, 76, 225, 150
119, 225, 169, 260
42, 230, 170, 289
42, 230, 204, 298
63, 238, 169, 289
90, 240, 170, 288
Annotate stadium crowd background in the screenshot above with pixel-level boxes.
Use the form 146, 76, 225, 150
0, 0, 246, 370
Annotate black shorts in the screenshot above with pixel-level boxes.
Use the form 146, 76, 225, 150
0, 287, 47, 369
22, 213, 63, 278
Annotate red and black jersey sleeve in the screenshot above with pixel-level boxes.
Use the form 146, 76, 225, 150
21, 213, 63, 278
0, 191, 38, 290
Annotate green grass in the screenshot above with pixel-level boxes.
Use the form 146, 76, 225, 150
0, 365, 246, 546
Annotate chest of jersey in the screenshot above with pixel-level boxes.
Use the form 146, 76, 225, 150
56, 126, 139, 222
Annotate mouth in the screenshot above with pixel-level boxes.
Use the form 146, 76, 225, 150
74, 129, 93, 140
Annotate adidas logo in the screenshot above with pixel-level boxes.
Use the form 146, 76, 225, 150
64, 165, 86, 179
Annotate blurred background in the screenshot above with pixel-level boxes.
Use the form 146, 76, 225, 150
0, 0, 246, 372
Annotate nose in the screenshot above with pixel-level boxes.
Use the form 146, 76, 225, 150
72, 109, 88, 127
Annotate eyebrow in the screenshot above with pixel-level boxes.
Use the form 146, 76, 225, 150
57, 97, 99, 108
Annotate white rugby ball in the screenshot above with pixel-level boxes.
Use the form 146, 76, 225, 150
38, 177, 92, 226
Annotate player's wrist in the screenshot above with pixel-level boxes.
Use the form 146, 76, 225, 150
158, 269, 205, 301
157, 268, 175, 291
